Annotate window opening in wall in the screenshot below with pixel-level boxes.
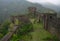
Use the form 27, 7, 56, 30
50, 16, 52, 19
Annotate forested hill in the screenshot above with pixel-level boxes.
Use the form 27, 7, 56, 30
0, 0, 55, 23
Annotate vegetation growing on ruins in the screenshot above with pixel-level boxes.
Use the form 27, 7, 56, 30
0, 20, 11, 39
0, 6, 60, 41
0, 17, 59, 41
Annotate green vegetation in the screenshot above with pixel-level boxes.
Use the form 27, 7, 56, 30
18, 23, 33, 35
30, 21, 52, 41
43, 35, 60, 41
0, 0, 58, 40
10, 18, 52, 41
10, 19, 33, 41
0, 20, 11, 39
0, 33, 3, 39
0, 0, 56, 24
0, 18, 59, 41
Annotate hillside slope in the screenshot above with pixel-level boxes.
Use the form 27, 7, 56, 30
0, 0, 55, 23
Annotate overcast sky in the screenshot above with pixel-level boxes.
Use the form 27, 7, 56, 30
27, 0, 60, 5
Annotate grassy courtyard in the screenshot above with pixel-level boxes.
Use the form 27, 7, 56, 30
30, 23, 52, 41
20, 19, 53, 41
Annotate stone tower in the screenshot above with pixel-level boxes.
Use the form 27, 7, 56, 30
28, 7, 37, 18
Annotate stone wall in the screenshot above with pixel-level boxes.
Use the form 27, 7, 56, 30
48, 13, 57, 35
57, 18, 60, 39
10, 15, 30, 24
43, 13, 57, 35
43, 13, 60, 39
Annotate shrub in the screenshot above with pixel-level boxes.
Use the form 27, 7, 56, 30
17, 23, 33, 35
0, 20, 11, 35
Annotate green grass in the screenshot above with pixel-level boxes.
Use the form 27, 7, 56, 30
20, 22, 53, 41
21, 18, 53, 41
10, 19, 53, 41
30, 22, 53, 41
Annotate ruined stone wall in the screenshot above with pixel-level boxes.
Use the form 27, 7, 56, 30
10, 15, 30, 24
43, 13, 60, 39
57, 18, 60, 39
47, 13, 57, 35
43, 13, 57, 35
43, 14, 48, 30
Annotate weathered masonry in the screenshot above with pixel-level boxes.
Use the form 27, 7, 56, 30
57, 18, 60, 39
43, 13, 60, 39
10, 15, 30, 24
44, 13, 57, 34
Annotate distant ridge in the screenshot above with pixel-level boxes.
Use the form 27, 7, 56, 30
0, 0, 55, 23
